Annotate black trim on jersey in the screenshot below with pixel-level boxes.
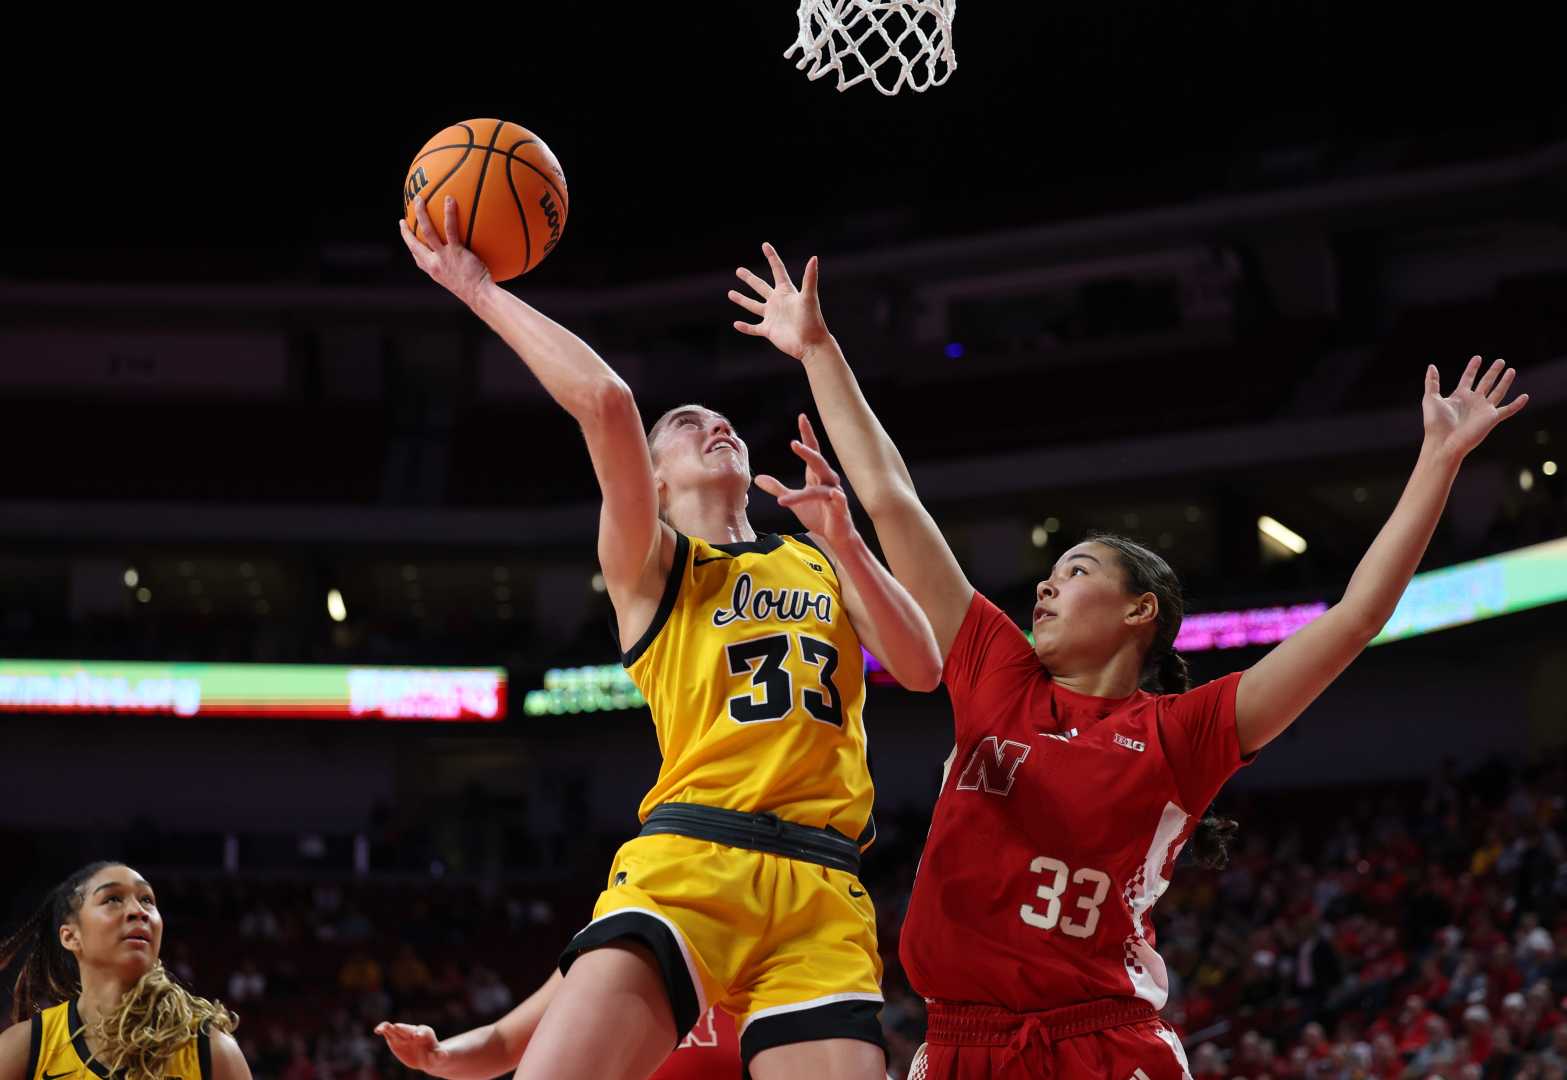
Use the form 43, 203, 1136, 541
621, 532, 690, 668
740, 999, 886, 1076
26, 1014, 41, 1080
790, 531, 828, 559
196, 1030, 212, 1080
558, 911, 700, 1041
856, 812, 877, 851
68, 999, 113, 1079
709, 533, 783, 557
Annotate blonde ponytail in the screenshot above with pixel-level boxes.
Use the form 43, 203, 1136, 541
77, 962, 238, 1080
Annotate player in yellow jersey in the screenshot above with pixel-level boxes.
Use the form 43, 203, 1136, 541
401, 198, 942, 1080
0, 862, 250, 1080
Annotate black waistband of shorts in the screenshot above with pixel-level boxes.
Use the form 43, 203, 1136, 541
639, 802, 861, 875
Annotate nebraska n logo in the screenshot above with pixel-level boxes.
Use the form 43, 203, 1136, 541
679, 1009, 719, 1049
955, 736, 1031, 795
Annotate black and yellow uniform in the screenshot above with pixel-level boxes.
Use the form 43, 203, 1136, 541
561, 531, 884, 1068
25, 1000, 210, 1080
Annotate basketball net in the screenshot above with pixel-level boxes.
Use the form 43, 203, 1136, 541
785, 0, 957, 95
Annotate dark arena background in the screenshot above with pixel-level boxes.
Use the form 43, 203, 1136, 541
3, 5, 1566, 1078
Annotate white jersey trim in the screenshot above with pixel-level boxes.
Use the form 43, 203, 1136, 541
1154, 1021, 1195, 1080
1120, 800, 1190, 1010
578, 906, 710, 1018
738, 991, 885, 1035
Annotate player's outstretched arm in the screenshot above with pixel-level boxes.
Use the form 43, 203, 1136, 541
375, 971, 564, 1080
757, 426, 942, 690
731, 244, 974, 659
1235, 357, 1527, 755
400, 195, 664, 612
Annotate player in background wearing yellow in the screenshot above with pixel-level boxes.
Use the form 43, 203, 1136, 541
0, 862, 251, 1080
400, 196, 941, 1080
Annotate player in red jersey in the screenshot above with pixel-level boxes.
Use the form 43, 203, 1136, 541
376, 973, 741, 1080
730, 246, 1527, 1078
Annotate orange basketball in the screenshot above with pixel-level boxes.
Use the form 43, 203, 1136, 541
402, 119, 569, 281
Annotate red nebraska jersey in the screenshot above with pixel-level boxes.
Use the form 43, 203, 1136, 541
651, 1007, 740, 1080
900, 591, 1249, 1012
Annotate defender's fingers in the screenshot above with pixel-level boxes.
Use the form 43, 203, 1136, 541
798, 413, 821, 451
1476, 357, 1506, 398
802, 255, 820, 297
735, 266, 773, 298
1459, 354, 1483, 393
1488, 366, 1516, 405
761, 242, 794, 290
753, 474, 791, 497
776, 490, 825, 509
790, 440, 840, 485
1497, 392, 1530, 421
728, 290, 765, 316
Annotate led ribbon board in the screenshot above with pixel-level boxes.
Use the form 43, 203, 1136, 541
513, 536, 1567, 712
1369, 533, 1567, 645
0, 661, 506, 721
1174, 534, 1567, 653
524, 665, 647, 716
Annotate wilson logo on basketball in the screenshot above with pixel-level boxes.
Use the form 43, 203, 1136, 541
403, 167, 429, 209
539, 191, 564, 254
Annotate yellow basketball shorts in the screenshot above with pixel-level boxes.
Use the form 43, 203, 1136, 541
559, 832, 885, 1068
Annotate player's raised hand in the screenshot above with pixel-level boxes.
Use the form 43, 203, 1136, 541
755, 433, 856, 548
373, 1021, 445, 1073
1422, 356, 1528, 459
729, 243, 831, 361
399, 195, 493, 307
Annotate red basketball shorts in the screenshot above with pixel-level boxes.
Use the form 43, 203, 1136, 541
911, 998, 1192, 1080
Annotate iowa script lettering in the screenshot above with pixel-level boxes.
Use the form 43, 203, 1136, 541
712, 573, 833, 627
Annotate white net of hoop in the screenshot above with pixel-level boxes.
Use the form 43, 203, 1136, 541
785, 0, 957, 96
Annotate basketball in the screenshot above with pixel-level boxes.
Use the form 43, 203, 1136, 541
402, 119, 569, 282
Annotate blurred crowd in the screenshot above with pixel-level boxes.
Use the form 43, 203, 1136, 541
4, 753, 1565, 1079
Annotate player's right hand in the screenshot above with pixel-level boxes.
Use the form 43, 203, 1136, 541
399, 194, 493, 308
373, 1021, 445, 1073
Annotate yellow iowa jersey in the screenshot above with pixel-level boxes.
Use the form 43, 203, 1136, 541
27, 1000, 209, 1080
626, 531, 874, 844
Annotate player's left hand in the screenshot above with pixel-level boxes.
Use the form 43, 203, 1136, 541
755, 419, 856, 547
729, 243, 831, 361
399, 195, 493, 308
1422, 356, 1528, 459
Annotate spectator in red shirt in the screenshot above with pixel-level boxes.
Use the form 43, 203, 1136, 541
1462, 1003, 1494, 1064
1368, 1032, 1402, 1080
1396, 994, 1438, 1056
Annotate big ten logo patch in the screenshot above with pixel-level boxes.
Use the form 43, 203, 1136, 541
679, 1008, 720, 1049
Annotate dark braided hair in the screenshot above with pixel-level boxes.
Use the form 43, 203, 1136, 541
1, 860, 118, 1023
1086, 532, 1239, 870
